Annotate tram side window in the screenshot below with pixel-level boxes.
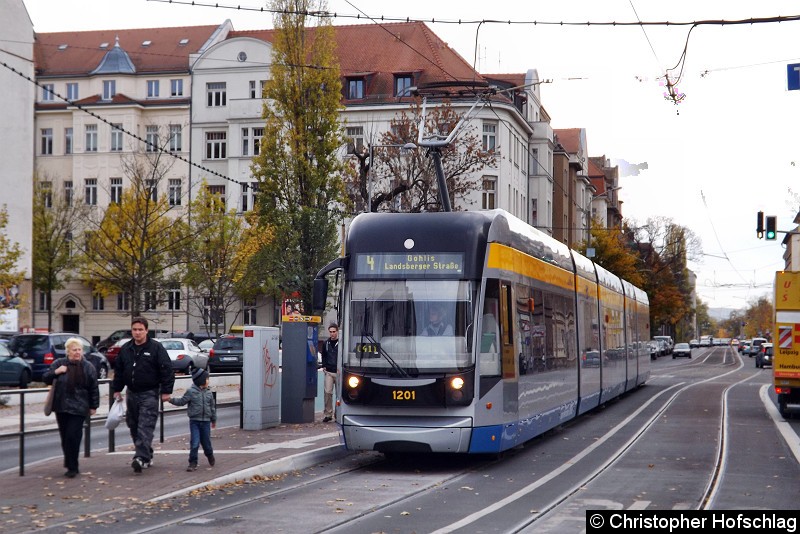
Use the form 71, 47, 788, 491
516, 283, 534, 376
480, 280, 501, 376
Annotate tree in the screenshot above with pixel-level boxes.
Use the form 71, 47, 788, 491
184, 184, 273, 336
31, 175, 92, 329
76, 145, 190, 317
251, 0, 346, 312
629, 217, 700, 337
743, 296, 773, 339
576, 218, 644, 287
344, 100, 498, 213
0, 205, 24, 308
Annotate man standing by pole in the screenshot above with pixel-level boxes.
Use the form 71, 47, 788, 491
112, 317, 174, 473
321, 323, 339, 422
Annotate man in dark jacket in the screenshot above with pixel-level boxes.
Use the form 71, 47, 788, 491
321, 323, 339, 422
111, 317, 174, 473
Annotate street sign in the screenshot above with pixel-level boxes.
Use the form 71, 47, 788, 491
788, 63, 800, 91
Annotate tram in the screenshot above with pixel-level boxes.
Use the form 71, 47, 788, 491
313, 209, 650, 454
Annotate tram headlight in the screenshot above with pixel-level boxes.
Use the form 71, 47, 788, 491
450, 377, 464, 390
347, 375, 360, 389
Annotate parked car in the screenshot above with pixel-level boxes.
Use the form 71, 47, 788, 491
650, 338, 667, 357
104, 338, 131, 367
672, 342, 692, 359
582, 350, 601, 367
756, 342, 773, 368
155, 338, 208, 374
198, 338, 216, 352
646, 341, 659, 360
739, 339, 751, 354
96, 328, 169, 353
689, 339, 699, 348
208, 334, 243, 372
0, 341, 32, 388
7, 333, 109, 381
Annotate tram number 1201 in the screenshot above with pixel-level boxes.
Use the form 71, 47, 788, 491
392, 389, 416, 401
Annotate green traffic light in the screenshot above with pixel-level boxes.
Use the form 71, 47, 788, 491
765, 215, 777, 240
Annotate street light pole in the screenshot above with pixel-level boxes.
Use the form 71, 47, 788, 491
366, 142, 417, 213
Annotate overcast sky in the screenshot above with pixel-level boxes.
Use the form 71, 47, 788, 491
22, 0, 800, 311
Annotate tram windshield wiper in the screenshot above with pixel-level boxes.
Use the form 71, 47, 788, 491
359, 298, 409, 378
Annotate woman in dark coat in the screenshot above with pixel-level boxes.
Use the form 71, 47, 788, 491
43, 337, 100, 478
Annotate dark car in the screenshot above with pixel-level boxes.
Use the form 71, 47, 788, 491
756, 343, 773, 368
0, 341, 32, 388
672, 342, 692, 359
96, 328, 169, 353
8, 333, 109, 382
208, 334, 243, 372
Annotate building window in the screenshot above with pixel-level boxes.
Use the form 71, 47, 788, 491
169, 124, 182, 152
102, 80, 116, 100
241, 128, 250, 157
147, 80, 159, 98
117, 292, 130, 311
85, 178, 97, 206
252, 127, 263, 156
249, 80, 267, 99
206, 82, 227, 107
146, 179, 157, 202
92, 294, 105, 311
171, 79, 183, 97
145, 125, 159, 152
38, 291, 48, 311
111, 123, 123, 152
66, 82, 79, 101
482, 177, 496, 210
346, 126, 364, 155
167, 289, 181, 311
41, 128, 53, 155
241, 182, 258, 212
85, 124, 98, 152
395, 75, 413, 96
65, 231, 74, 257
207, 185, 226, 208
144, 291, 157, 311
347, 78, 364, 99
65, 127, 73, 154
482, 122, 497, 152
531, 198, 538, 226
110, 177, 122, 204
42, 83, 55, 102
168, 178, 182, 206
64, 181, 73, 206
243, 299, 257, 325
39, 181, 53, 208
205, 131, 227, 159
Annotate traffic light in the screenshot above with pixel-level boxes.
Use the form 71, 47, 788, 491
766, 215, 777, 240
756, 211, 764, 239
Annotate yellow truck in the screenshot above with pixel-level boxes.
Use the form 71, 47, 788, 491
773, 271, 800, 417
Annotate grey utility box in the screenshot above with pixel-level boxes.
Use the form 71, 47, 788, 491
242, 326, 281, 430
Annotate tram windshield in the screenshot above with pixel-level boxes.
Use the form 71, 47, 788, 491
345, 280, 474, 374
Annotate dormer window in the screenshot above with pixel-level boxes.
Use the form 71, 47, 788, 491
347, 78, 364, 99
99, 42, 109, 49
179, 38, 189, 46
103, 80, 116, 100
395, 75, 414, 97
142, 40, 152, 47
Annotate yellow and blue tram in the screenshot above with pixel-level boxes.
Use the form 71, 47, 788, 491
314, 209, 650, 454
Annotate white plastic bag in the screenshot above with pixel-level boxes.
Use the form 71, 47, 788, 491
105, 398, 126, 430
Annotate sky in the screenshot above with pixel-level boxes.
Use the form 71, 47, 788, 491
21, 0, 800, 311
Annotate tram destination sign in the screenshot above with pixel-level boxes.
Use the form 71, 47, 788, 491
356, 253, 464, 276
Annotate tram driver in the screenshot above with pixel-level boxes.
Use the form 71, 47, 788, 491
421, 305, 454, 336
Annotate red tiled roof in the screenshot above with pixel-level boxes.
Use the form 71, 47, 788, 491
590, 176, 607, 194
231, 22, 486, 102
35, 25, 220, 76
553, 128, 582, 153
587, 159, 604, 178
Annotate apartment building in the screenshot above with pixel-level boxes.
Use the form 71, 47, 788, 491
25, 19, 557, 342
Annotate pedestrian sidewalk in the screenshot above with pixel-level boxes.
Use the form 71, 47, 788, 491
1, 415, 347, 533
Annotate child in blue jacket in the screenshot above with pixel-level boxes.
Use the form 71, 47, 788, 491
169, 368, 216, 471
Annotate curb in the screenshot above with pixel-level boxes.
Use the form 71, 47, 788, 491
150, 443, 351, 502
